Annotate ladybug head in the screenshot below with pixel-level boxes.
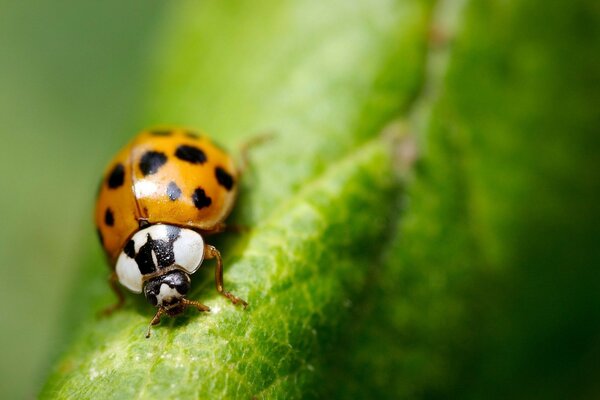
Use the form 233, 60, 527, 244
143, 270, 191, 314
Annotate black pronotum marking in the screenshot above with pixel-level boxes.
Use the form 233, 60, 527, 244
192, 188, 212, 209
167, 181, 182, 201
107, 163, 125, 189
175, 145, 207, 164
124, 239, 136, 258
215, 166, 235, 191
104, 208, 114, 226
125, 226, 181, 275
139, 151, 167, 176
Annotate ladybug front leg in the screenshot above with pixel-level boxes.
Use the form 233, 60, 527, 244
146, 307, 166, 338
181, 298, 211, 313
204, 244, 248, 308
100, 272, 125, 316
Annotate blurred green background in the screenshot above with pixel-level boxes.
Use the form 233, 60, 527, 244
1, 1, 599, 399
0, 2, 165, 398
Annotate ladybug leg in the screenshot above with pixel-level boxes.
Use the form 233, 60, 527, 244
238, 132, 274, 175
146, 307, 166, 338
200, 223, 227, 235
205, 244, 248, 308
224, 224, 250, 234
201, 223, 249, 236
100, 272, 125, 317
181, 298, 211, 313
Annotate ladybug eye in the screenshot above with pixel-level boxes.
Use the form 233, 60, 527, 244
166, 271, 191, 296
176, 279, 189, 295
147, 293, 158, 306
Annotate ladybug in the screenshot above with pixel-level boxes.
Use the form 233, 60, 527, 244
95, 127, 247, 337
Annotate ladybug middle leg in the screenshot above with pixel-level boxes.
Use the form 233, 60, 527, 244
100, 272, 125, 317
204, 244, 248, 308
201, 222, 249, 236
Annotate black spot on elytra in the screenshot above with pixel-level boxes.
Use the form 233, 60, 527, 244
107, 163, 125, 189
215, 166, 235, 191
167, 181, 182, 201
192, 188, 212, 209
124, 239, 135, 258
175, 145, 207, 165
96, 228, 104, 246
150, 129, 172, 136
104, 208, 114, 226
139, 151, 167, 176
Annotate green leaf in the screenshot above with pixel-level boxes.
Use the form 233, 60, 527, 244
41, 0, 433, 398
320, 0, 600, 398
43, 139, 398, 399
41, 0, 600, 398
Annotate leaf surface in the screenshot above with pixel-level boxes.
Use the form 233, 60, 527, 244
41, 0, 433, 398
320, 1, 600, 398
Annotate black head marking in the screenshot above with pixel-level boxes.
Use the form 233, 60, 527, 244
215, 166, 235, 191
104, 208, 114, 226
107, 163, 125, 189
139, 151, 167, 176
192, 188, 212, 209
167, 181, 182, 201
143, 270, 191, 307
175, 145, 207, 165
